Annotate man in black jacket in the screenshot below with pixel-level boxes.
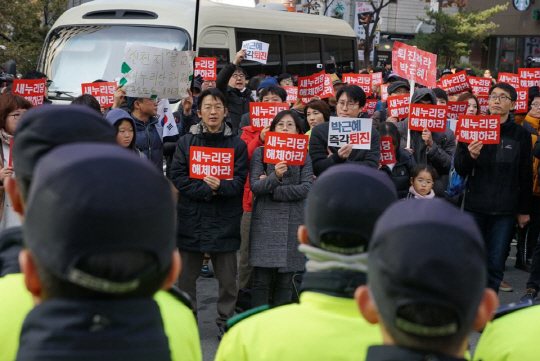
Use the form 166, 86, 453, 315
454, 82, 533, 293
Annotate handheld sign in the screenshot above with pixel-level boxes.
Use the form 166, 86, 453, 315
364, 99, 378, 117
120, 43, 195, 99
447, 101, 468, 121
250, 103, 289, 131
391, 42, 437, 88
12, 79, 46, 106
263, 132, 309, 165
387, 95, 410, 118
381, 84, 389, 101
342, 73, 372, 96
371, 72, 383, 87
380, 136, 396, 165
241, 40, 269, 64
283, 86, 298, 104
194, 57, 217, 80
456, 115, 500, 144
302, 74, 335, 104
440, 71, 470, 95
189, 146, 234, 179
497, 73, 520, 89
81, 82, 116, 108
157, 99, 179, 138
328, 117, 372, 150
298, 70, 325, 100
468, 76, 491, 96
519, 68, 540, 88
476, 95, 489, 115
515, 88, 529, 114
409, 104, 447, 132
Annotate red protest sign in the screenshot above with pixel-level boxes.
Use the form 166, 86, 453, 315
476, 95, 489, 115
468, 76, 491, 96
409, 104, 447, 132
515, 88, 529, 114
283, 86, 298, 104
380, 136, 396, 165
391, 42, 437, 87
189, 146, 234, 179
387, 95, 410, 118
263, 132, 309, 165
447, 101, 468, 120
298, 70, 325, 100
372, 72, 383, 87
456, 115, 500, 144
321, 74, 335, 99
342, 73, 372, 96
250, 103, 289, 131
364, 99, 378, 117
440, 71, 470, 95
519, 68, 540, 88
12, 79, 46, 106
381, 84, 389, 101
194, 57, 217, 80
497, 73, 520, 88
81, 82, 116, 108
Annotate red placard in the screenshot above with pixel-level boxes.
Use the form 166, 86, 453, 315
321, 74, 335, 99
263, 132, 309, 165
381, 84, 389, 101
81, 82, 116, 108
476, 95, 489, 115
380, 136, 396, 165
519, 68, 540, 88
440, 71, 470, 95
189, 146, 234, 179
298, 70, 325, 100
364, 99, 378, 117
342, 73, 372, 96
12, 79, 46, 106
497, 73, 520, 89
409, 104, 447, 132
387, 95, 410, 118
194, 57, 217, 80
456, 115, 500, 144
515, 87, 529, 114
468, 76, 491, 96
283, 86, 298, 104
391, 42, 437, 87
447, 101, 468, 120
250, 102, 289, 131
371, 72, 383, 87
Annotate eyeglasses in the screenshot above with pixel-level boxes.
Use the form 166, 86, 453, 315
202, 104, 225, 111
337, 101, 360, 109
203, 80, 216, 84
531, 102, 540, 108
414, 179, 433, 185
275, 122, 296, 130
231, 74, 245, 79
488, 95, 511, 102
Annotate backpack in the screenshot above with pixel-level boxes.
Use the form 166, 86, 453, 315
446, 156, 468, 210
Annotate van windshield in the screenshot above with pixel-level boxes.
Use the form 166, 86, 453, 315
39, 25, 190, 99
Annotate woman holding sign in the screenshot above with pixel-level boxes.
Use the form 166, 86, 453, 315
249, 110, 313, 307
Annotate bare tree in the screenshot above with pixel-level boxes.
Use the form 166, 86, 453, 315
359, 0, 394, 67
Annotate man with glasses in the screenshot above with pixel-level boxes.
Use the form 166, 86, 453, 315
454, 82, 533, 294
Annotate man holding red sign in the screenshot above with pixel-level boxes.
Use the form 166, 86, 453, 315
454, 82, 533, 294
171, 88, 248, 339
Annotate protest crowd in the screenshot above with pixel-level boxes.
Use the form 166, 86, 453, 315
2, 38, 540, 361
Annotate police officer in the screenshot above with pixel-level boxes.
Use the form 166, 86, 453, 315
356, 199, 499, 361
215, 164, 398, 361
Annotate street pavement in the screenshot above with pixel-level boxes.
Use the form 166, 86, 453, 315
195, 245, 532, 361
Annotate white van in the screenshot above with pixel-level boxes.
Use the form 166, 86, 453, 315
38, 0, 357, 102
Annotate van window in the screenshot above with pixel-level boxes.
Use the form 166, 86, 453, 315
198, 48, 230, 68
323, 37, 355, 75
235, 31, 281, 78
284, 35, 321, 77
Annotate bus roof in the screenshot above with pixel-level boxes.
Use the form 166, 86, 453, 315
51, 0, 356, 40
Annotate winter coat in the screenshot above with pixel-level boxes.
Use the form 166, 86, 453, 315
239, 125, 263, 212
380, 147, 416, 199
454, 113, 533, 215
130, 113, 163, 169
171, 122, 248, 253
516, 113, 540, 196
249, 147, 313, 272
0, 226, 22, 277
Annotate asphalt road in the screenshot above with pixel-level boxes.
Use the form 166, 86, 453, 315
195, 245, 532, 361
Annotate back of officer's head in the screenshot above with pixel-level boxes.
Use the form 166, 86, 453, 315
303, 164, 397, 255
21, 143, 176, 300
364, 199, 493, 355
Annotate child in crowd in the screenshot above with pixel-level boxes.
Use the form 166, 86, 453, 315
407, 165, 437, 199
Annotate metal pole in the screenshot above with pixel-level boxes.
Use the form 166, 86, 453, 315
193, 0, 201, 52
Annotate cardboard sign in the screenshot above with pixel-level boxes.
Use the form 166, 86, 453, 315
364, 99, 378, 117
283, 86, 298, 104
409, 104, 447, 132
241, 40, 269, 64
372, 72, 383, 86
391, 42, 437, 87
12, 79, 46, 106
477, 95, 489, 115
381, 84, 389, 101
263, 132, 309, 165
447, 101, 468, 120
194, 57, 217, 80
342, 73, 372, 96
81, 82, 116, 107
519, 68, 540, 88
189, 146, 234, 179
387, 95, 410, 118
440, 71, 470, 95
250, 103, 289, 131
456, 115, 500, 144
468, 76, 491, 96
298, 70, 325, 99
380, 136, 396, 165
515, 87, 529, 114
497, 73, 520, 88
328, 117, 372, 150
